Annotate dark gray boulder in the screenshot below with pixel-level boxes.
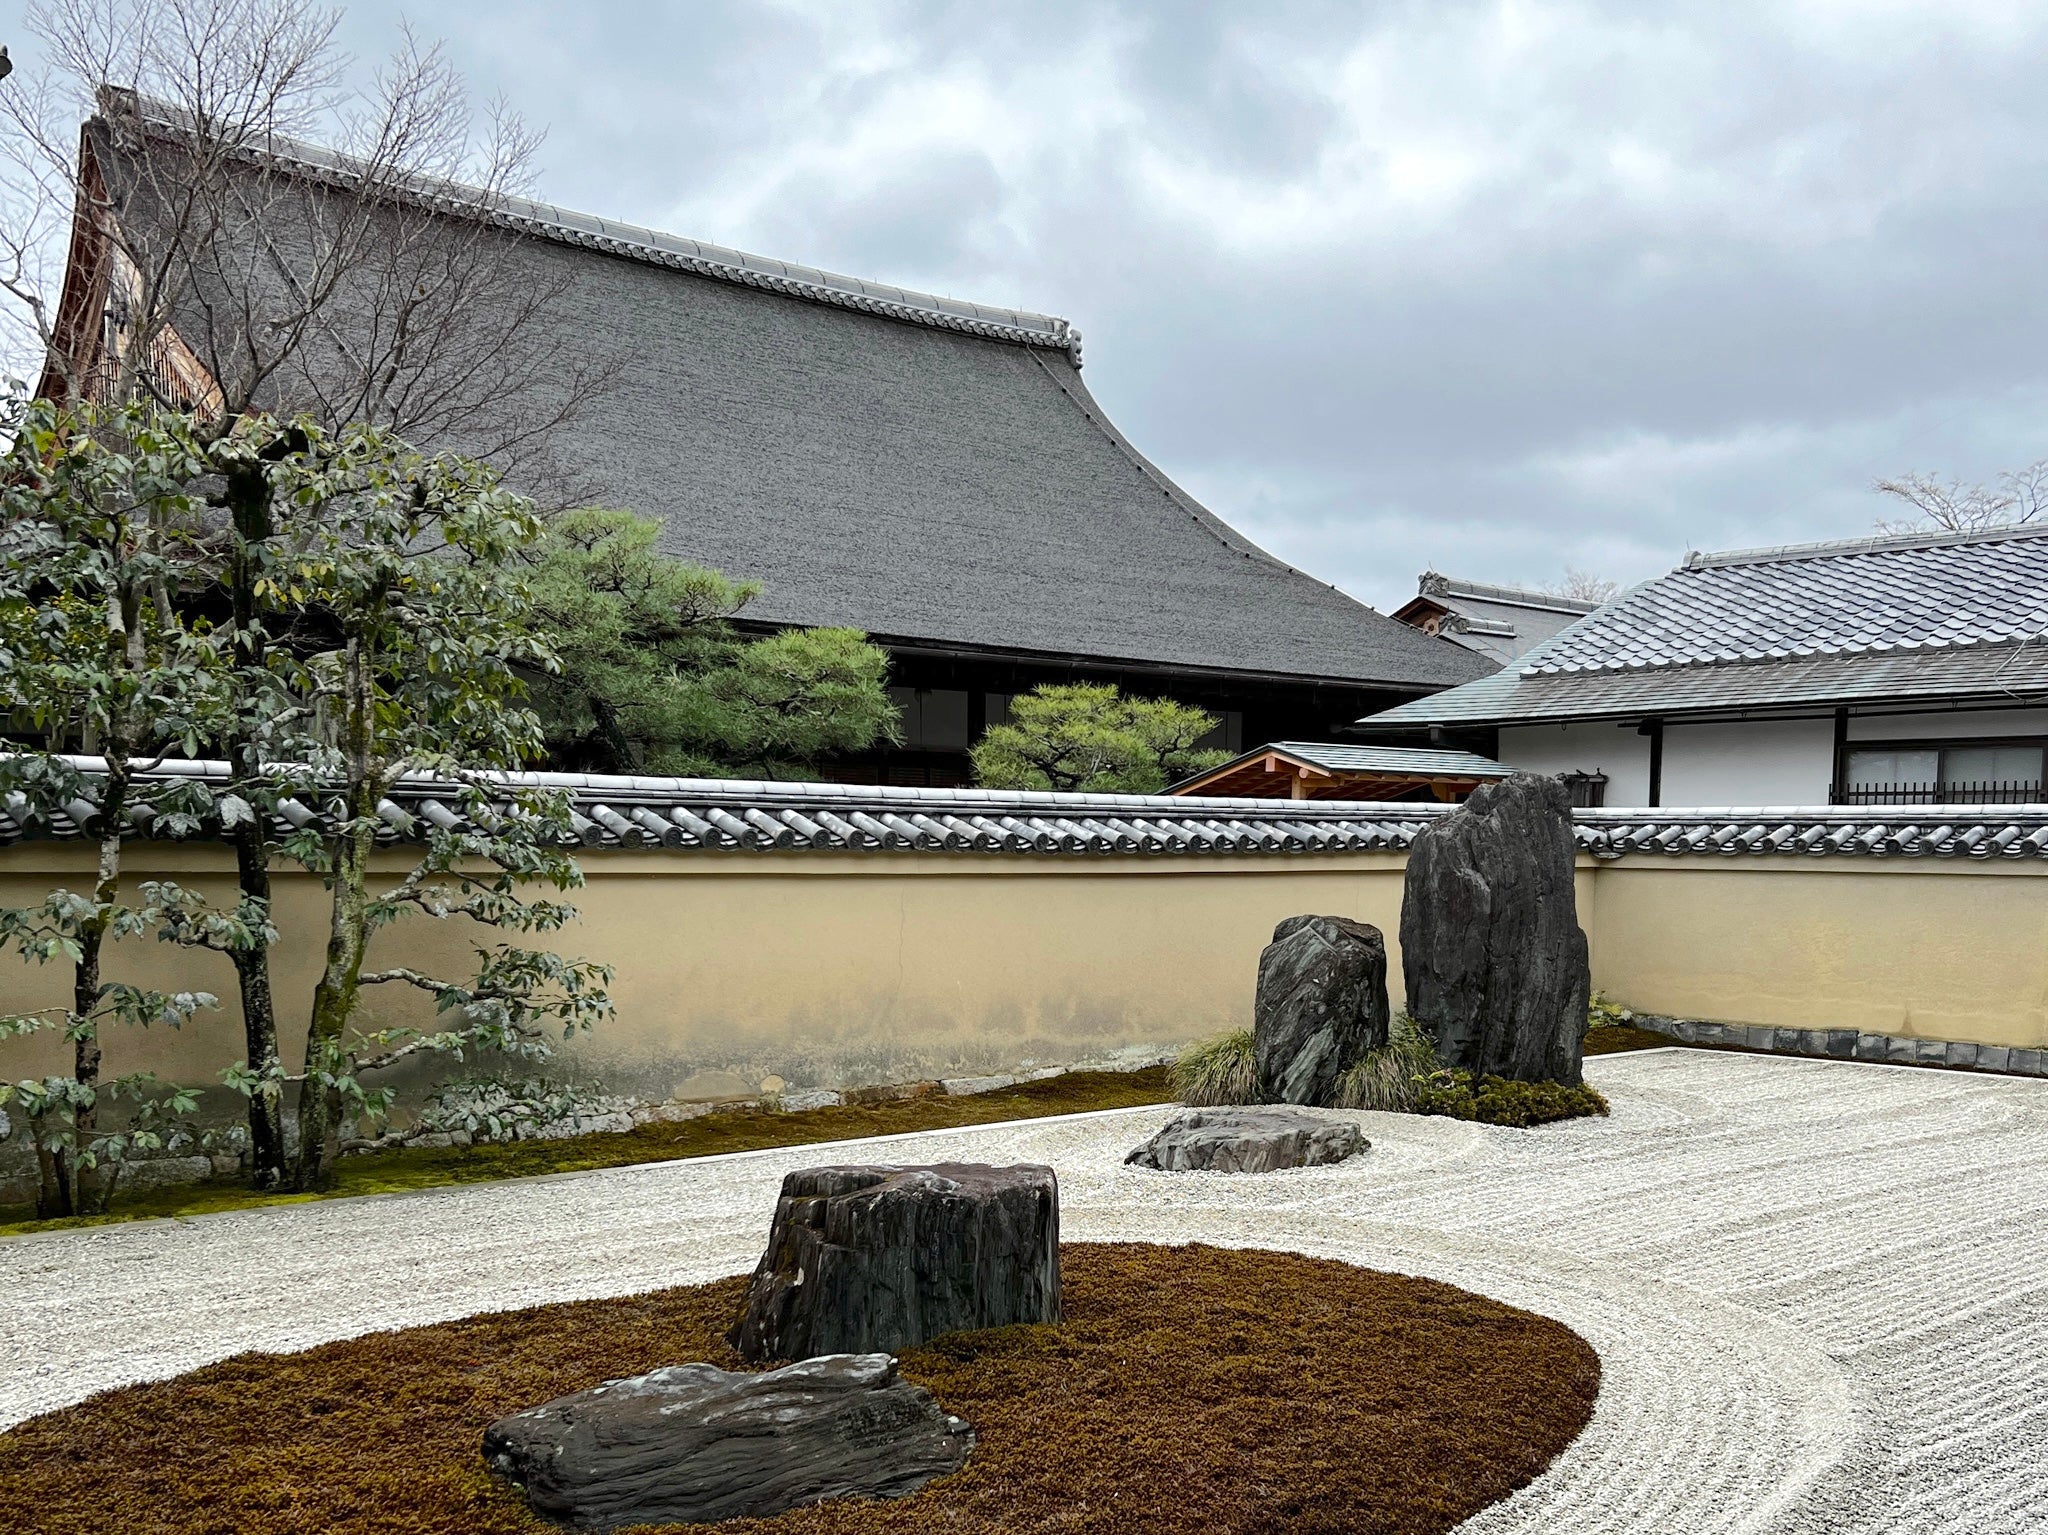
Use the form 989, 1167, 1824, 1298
730, 1163, 1060, 1364
1254, 914, 1391, 1105
1124, 1106, 1368, 1173
1400, 773, 1590, 1085
482, 1352, 971, 1529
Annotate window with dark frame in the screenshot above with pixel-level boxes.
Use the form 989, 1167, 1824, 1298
1558, 770, 1608, 808
1836, 738, 2047, 804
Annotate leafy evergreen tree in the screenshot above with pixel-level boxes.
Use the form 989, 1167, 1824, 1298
0, 397, 236, 1215
970, 683, 1228, 794
247, 423, 614, 1190
523, 509, 896, 778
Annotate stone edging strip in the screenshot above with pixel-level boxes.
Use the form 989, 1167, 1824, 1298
1633, 1015, 2046, 1076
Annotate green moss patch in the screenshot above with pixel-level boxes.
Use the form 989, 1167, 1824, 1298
0, 1242, 1600, 1535
1583, 1023, 1678, 1056
0, 1068, 1172, 1238
1412, 1070, 1610, 1128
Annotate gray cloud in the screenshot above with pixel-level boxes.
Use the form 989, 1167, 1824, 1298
30, 0, 2048, 609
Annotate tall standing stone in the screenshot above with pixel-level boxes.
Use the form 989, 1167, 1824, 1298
1253, 915, 1391, 1106
731, 1163, 1060, 1364
1400, 773, 1590, 1085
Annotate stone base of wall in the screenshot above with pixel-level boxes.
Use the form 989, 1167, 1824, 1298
1634, 1016, 2047, 1077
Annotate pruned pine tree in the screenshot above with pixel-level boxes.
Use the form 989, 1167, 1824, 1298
523, 508, 897, 778
251, 422, 612, 1191
0, 395, 238, 1216
970, 683, 1227, 795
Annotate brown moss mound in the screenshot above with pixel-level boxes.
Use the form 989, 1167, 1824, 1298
0, 1243, 1599, 1535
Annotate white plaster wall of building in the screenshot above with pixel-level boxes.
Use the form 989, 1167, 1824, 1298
1496, 722, 1653, 805
1658, 718, 1836, 806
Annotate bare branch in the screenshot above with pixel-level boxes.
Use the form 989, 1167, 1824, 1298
1875, 461, 2047, 534
1541, 569, 1621, 603
5, 0, 615, 492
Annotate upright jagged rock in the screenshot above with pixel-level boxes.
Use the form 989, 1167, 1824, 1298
1254, 915, 1391, 1106
1400, 773, 1590, 1085
731, 1163, 1060, 1364
482, 1353, 972, 1529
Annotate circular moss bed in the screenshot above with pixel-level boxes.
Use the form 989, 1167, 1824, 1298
0, 1243, 1598, 1535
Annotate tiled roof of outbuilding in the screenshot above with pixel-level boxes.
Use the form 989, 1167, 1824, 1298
1534, 526, 2048, 674
1366, 525, 2048, 726
9, 761, 2048, 861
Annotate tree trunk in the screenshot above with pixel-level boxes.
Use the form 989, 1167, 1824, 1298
230, 820, 287, 1186
289, 795, 377, 1192
223, 460, 288, 1188
65, 761, 130, 1217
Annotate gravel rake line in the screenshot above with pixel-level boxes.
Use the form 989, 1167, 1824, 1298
7, 1052, 2048, 1533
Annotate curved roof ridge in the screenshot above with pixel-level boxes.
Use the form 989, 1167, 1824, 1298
1685, 521, 2048, 569
1023, 350, 1416, 612
104, 88, 1083, 362
1419, 571, 1601, 613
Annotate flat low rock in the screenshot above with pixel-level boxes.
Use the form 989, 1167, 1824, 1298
482, 1352, 972, 1530
1124, 1107, 1369, 1173
731, 1163, 1060, 1364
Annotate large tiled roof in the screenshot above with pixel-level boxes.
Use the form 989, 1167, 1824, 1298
9, 760, 2048, 861
1367, 525, 2048, 726
79, 101, 1489, 694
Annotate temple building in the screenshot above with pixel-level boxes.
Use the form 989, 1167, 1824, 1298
39, 95, 1490, 784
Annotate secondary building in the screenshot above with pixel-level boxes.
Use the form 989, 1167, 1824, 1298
39, 93, 1490, 785
1391, 573, 1600, 663
1167, 741, 1513, 801
1359, 525, 2048, 807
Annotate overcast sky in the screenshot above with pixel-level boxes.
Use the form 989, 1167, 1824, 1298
16, 0, 2048, 611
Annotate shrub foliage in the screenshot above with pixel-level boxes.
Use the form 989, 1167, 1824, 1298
1412, 1070, 1610, 1128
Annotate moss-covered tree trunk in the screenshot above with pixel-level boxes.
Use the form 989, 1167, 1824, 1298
289, 626, 384, 1194
288, 805, 375, 1192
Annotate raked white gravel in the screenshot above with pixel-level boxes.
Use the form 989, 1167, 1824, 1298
5, 1047, 2047, 1533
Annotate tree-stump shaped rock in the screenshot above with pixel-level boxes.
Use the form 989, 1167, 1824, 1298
1254, 914, 1391, 1106
1400, 773, 1590, 1085
730, 1163, 1060, 1364
1125, 1106, 1368, 1173
483, 1353, 972, 1529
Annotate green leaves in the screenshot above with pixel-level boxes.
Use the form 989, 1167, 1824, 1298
521, 508, 896, 777
971, 683, 1229, 794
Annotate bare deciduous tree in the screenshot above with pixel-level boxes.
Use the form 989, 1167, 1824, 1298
0, 0, 618, 1189
1875, 461, 2048, 534
1542, 568, 1621, 603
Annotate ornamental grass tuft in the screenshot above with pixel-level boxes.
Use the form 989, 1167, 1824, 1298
1331, 1014, 1439, 1112
1169, 1028, 1261, 1106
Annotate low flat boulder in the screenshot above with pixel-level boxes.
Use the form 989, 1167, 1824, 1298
1124, 1107, 1368, 1173
731, 1163, 1060, 1364
482, 1353, 972, 1529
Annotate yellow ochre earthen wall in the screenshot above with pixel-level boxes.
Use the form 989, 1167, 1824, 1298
0, 845, 2042, 1098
